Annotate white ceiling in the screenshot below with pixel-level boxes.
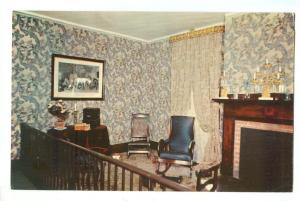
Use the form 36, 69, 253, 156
25, 11, 225, 42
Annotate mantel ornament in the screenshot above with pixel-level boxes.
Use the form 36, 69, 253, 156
219, 70, 228, 99
252, 59, 286, 100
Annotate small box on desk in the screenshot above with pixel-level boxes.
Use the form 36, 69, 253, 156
83, 108, 100, 129
74, 123, 90, 131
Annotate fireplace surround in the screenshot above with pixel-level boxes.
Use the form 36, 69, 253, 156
212, 99, 293, 176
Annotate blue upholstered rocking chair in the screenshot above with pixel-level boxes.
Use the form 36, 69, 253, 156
156, 116, 195, 177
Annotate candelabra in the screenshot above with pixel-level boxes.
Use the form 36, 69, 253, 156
252, 59, 285, 100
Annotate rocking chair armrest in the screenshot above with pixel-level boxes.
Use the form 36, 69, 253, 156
158, 139, 169, 155
189, 140, 195, 157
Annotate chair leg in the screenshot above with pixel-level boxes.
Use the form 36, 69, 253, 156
156, 162, 161, 174
147, 145, 151, 158
156, 162, 172, 175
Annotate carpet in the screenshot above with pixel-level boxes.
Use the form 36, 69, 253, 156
116, 151, 198, 190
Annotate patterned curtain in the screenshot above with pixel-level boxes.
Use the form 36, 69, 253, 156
170, 29, 224, 164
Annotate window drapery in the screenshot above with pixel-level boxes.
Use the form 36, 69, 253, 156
170, 28, 224, 164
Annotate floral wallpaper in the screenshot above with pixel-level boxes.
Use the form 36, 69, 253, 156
224, 13, 295, 94
11, 12, 171, 159
12, 12, 295, 159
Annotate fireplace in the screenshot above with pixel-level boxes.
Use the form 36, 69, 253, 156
233, 120, 293, 191
213, 99, 293, 191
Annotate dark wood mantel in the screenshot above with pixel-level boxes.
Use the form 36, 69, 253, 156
212, 98, 294, 176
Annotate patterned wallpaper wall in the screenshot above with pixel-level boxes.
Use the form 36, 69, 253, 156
12, 12, 295, 159
12, 12, 171, 159
224, 13, 295, 94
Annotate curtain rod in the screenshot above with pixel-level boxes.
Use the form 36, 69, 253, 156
169, 25, 225, 43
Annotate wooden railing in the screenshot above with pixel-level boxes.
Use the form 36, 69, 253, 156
20, 123, 191, 191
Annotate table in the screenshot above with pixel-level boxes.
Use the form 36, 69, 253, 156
47, 125, 110, 155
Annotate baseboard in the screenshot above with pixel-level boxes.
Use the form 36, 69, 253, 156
110, 141, 158, 153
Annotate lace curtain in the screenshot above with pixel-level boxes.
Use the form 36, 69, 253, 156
170, 31, 223, 164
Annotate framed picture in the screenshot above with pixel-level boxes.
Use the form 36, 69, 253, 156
51, 54, 105, 100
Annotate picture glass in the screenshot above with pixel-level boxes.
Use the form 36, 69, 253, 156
52, 55, 104, 100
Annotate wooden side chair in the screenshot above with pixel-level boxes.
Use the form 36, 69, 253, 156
127, 113, 151, 158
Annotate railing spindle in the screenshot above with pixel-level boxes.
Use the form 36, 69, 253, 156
130, 172, 133, 191
100, 161, 104, 190
69, 146, 75, 190
69, 147, 73, 190
58, 142, 62, 189
139, 176, 143, 191
77, 151, 81, 190
86, 154, 91, 190
122, 168, 125, 191
114, 165, 118, 190
107, 163, 111, 190
80, 151, 86, 190
66, 145, 71, 189
92, 156, 98, 190
149, 179, 154, 191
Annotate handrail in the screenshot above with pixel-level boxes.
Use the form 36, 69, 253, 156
51, 135, 191, 191
20, 123, 191, 191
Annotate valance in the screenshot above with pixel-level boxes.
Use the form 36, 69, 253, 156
169, 25, 225, 43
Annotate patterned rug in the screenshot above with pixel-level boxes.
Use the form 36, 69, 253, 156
116, 151, 198, 190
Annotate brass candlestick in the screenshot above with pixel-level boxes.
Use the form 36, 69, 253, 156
252, 59, 285, 100
220, 86, 228, 98
219, 71, 228, 99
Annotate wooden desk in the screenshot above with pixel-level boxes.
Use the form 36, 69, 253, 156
47, 125, 110, 154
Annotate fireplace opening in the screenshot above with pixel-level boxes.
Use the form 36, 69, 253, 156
239, 128, 293, 192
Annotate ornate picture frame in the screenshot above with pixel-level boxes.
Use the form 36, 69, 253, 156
51, 54, 104, 100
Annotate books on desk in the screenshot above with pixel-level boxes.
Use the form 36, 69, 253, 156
74, 123, 90, 131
